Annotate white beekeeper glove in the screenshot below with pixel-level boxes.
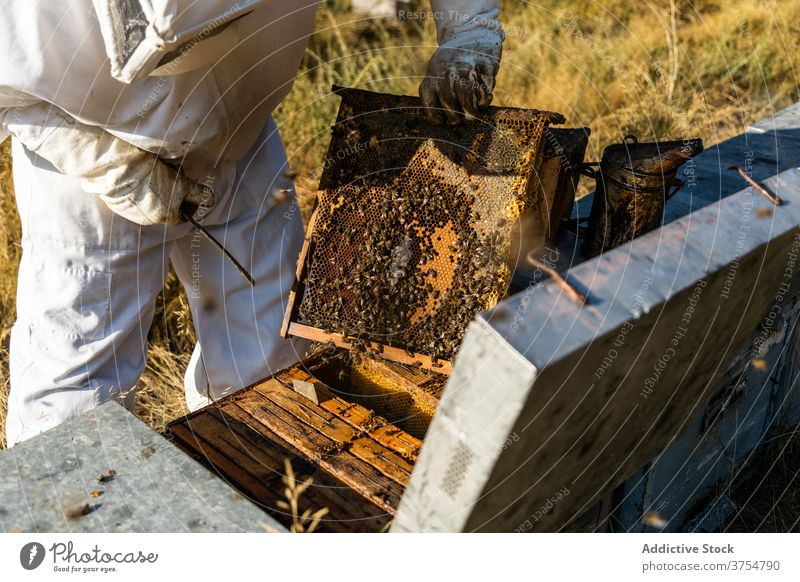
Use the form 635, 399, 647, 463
1, 102, 211, 225
420, 0, 505, 124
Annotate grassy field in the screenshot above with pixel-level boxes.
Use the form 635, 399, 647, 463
0, 0, 798, 529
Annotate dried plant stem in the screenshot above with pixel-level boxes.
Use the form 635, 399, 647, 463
276, 458, 329, 533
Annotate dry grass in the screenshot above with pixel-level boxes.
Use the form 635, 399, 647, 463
0, 0, 799, 527
0, 140, 19, 450
133, 345, 191, 432
278, 0, 800, 203
135, 275, 196, 431
726, 426, 800, 532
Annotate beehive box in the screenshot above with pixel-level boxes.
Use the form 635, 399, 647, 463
167, 349, 446, 532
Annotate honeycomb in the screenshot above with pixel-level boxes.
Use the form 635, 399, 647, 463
296, 87, 564, 363
350, 360, 446, 440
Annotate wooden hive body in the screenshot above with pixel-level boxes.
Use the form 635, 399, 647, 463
167, 351, 442, 532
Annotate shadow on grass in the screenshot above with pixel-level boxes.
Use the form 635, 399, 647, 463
725, 426, 800, 532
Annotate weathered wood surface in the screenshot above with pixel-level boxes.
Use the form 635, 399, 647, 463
168, 356, 426, 532
273, 363, 425, 459
614, 298, 800, 531
170, 408, 391, 532
285, 322, 454, 375
394, 160, 800, 531
539, 127, 591, 241
0, 402, 284, 533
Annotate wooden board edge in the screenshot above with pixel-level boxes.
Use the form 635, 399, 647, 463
549, 129, 590, 243
281, 191, 324, 338
287, 322, 453, 375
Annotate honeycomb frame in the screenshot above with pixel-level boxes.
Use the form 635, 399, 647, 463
282, 86, 565, 373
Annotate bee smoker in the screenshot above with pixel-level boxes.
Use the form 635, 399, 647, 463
582, 136, 703, 258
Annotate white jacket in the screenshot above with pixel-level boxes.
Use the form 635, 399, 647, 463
0, 0, 318, 191
0, 0, 503, 195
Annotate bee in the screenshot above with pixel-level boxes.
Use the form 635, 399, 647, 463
98, 469, 117, 483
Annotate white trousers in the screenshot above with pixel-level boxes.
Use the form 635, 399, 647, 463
5, 118, 308, 446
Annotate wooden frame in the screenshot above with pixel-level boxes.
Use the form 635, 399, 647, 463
167, 353, 427, 532
282, 127, 590, 376
280, 192, 453, 374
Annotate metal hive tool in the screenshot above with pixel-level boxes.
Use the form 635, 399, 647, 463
282, 86, 565, 373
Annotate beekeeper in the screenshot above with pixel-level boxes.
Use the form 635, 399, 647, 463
0, 0, 504, 445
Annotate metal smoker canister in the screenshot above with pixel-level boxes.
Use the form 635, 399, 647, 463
583, 136, 703, 258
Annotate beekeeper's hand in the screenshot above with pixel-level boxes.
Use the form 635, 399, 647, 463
420, 0, 505, 125
1, 102, 212, 225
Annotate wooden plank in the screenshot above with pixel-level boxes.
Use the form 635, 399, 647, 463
319, 453, 404, 514
167, 351, 425, 523
253, 381, 414, 485
170, 420, 365, 533
206, 407, 391, 527
169, 423, 286, 513
254, 383, 358, 444
534, 155, 562, 240
207, 405, 306, 464
273, 366, 318, 389
202, 409, 392, 531
179, 411, 283, 478
286, 322, 453, 375
280, 192, 323, 338
231, 392, 338, 461
543, 127, 590, 242
316, 391, 381, 431
349, 436, 414, 486
270, 359, 424, 461
213, 404, 393, 530
293, 469, 393, 532
230, 393, 405, 513
370, 425, 422, 462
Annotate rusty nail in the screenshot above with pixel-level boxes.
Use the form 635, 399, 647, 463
526, 253, 589, 306
726, 165, 782, 206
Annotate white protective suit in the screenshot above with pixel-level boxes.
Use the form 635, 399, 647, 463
0, 0, 504, 446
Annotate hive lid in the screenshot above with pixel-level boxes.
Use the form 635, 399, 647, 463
281, 86, 564, 373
